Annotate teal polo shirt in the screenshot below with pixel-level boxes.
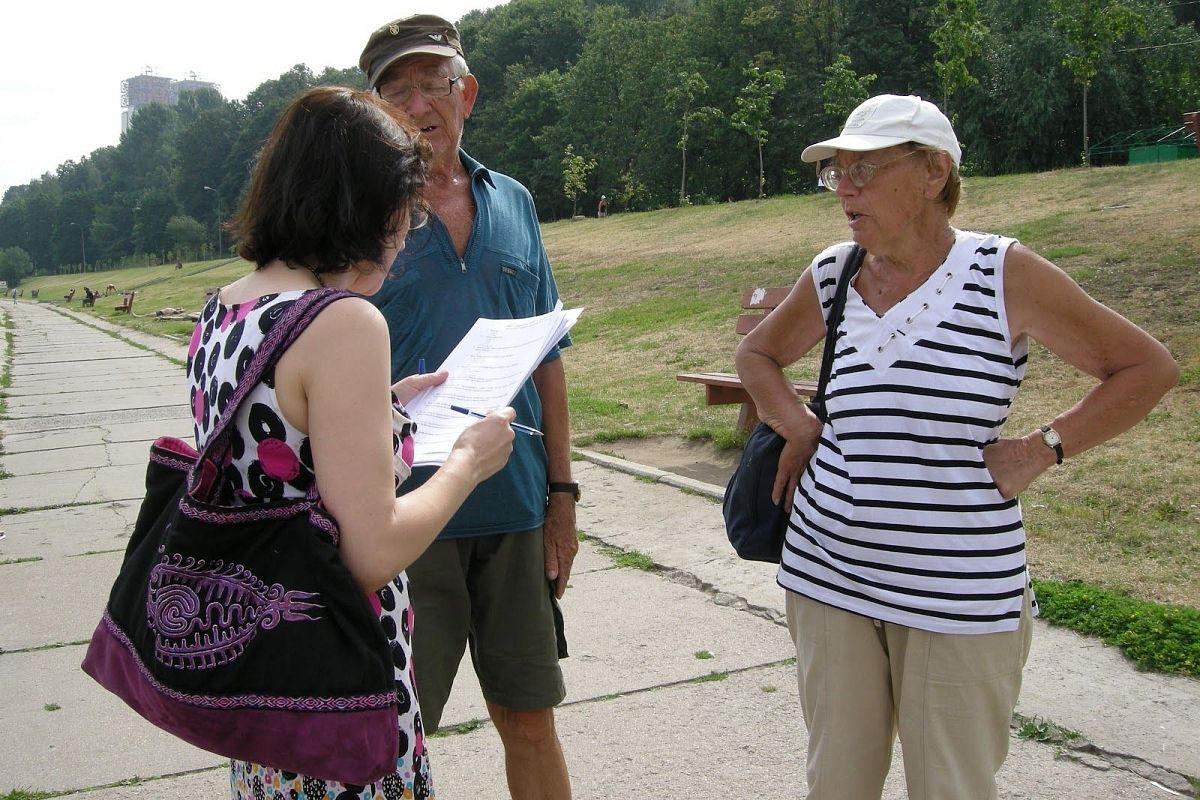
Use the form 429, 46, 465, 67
371, 150, 570, 538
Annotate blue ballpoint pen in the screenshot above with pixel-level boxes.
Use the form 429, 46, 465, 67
450, 405, 543, 437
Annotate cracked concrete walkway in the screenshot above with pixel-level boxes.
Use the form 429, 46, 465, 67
1, 299, 1197, 798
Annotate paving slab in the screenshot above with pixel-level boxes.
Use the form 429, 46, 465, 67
438, 546, 794, 730
1, 439, 162, 475
6, 383, 182, 417
0, 551, 121, 651
0, 462, 148, 508
0, 645, 223, 792
5, 370, 183, 396
0, 418, 193, 454
2, 404, 193, 435
67, 769, 229, 799
575, 459, 784, 620
0, 501, 137, 560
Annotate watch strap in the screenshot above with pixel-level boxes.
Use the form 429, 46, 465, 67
1040, 425, 1064, 465
548, 481, 580, 501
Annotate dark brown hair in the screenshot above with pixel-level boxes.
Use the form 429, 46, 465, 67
229, 86, 430, 275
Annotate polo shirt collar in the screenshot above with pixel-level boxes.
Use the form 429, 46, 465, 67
458, 149, 495, 189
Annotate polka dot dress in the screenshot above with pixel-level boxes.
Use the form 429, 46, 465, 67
188, 290, 433, 799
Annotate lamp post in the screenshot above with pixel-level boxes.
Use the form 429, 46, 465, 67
68, 222, 87, 272
203, 186, 222, 258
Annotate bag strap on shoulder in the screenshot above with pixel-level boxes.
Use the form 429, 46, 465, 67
189, 288, 354, 497
812, 245, 864, 404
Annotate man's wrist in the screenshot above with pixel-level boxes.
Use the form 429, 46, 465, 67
547, 481, 580, 502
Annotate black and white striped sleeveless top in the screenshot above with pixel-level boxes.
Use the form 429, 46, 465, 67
779, 230, 1030, 634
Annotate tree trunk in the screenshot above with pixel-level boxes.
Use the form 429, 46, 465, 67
757, 142, 765, 198
1082, 83, 1090, 165
680, 144, 688, 204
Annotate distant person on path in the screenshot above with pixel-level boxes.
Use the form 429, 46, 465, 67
597, 195, 608, 218
196, 85, 515, 800
359, 13, 577, 800
11, 287, 17, 304
735, 94, 1178, 800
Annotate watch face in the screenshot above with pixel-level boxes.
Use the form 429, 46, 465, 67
1043, 429, 1062, 447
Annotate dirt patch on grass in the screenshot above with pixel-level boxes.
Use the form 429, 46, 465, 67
588, 436, 740, 487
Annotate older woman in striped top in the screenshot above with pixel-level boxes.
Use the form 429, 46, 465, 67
735, 94, 1178, 800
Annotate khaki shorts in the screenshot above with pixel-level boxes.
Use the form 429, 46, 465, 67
407, 528, 567, 732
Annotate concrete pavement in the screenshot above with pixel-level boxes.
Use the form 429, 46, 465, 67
1, 299, 1197, 798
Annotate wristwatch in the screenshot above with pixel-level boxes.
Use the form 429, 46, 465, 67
1040, 425, 1064, 465
547, 482, 581, 502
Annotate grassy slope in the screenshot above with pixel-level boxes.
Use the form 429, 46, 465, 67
18, 160, 1200, 608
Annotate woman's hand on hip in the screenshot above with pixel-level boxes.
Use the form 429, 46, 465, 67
982, 433, 1054, 499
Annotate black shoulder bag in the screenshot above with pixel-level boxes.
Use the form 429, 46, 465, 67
82, 288, 401, 785
722, 245, 864, 563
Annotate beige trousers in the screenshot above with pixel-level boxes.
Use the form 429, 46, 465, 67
786, 591, 1033, 800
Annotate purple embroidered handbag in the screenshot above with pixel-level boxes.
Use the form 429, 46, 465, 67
81, 288, 399, 785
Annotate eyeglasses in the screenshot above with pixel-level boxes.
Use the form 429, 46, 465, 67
378, 75, 463, 106
819, 150, 922, 191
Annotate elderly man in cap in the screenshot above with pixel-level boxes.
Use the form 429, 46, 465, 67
359, 14, 576, 800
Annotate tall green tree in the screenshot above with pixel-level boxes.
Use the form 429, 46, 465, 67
822, 54, 877, 122
561, 144, 597, 217
841, 0, 939, 96
1049, 0, 1145, 162
665, 72, 724, 204
166, 214, 207, 260
731, 63, 786, 198
0, 246, 34, 285
931, 0, 987, 112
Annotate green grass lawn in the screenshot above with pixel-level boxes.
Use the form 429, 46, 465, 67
16, 160, 1200, 618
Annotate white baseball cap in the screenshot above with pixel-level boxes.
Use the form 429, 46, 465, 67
801, 94, 961, 166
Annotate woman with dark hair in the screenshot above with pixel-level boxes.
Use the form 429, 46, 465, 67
190, 86, 515, 800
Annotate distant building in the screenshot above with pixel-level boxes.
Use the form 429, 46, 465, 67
120, 69, 222, 133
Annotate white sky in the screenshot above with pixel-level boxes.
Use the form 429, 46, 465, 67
0, 1, 501, 196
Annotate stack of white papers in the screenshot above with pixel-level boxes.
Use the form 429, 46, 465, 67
405, 301, 583, 466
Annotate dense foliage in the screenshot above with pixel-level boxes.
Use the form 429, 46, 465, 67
1, 0, 1197, 277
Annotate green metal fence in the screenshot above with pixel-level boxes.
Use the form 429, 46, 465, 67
1089, 124, 1197, 166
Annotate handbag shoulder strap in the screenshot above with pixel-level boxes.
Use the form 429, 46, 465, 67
813, 244, 864, 402
189, 287, 354, 496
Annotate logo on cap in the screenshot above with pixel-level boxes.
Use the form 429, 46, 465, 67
428, 33, 445, 42
844, 102, 879, 130
389, 24, 399, 35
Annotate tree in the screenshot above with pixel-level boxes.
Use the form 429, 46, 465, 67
931, 0, 987, 112
561, 144, 597, 217
0, 245, 34, 285
1050, 0, 1145, 163
166, 214, 207, 260
822, 54, 877, 122
731, 63, 785, 198
665, 72, 724, 205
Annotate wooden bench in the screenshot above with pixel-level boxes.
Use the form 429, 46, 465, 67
115, 291, 136, 314
677, 286, 817, 433
82, 288, 98, 307
63, 288, 75, 302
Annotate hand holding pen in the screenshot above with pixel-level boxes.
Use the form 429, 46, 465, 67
451, 405, 543, 436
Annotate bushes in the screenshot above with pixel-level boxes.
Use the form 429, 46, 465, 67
1033, 579, 1200, 677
